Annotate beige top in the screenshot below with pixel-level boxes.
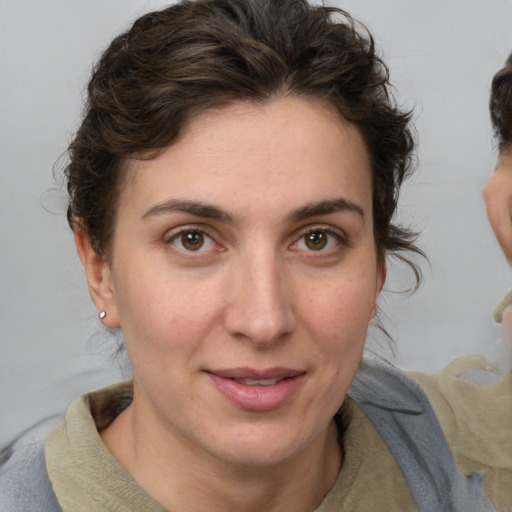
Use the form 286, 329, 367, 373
46, 356, 512, 511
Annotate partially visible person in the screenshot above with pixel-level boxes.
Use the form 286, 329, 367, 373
484, 53, 512, 344
485, 53, 512, 262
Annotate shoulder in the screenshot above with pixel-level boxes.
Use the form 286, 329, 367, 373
349, 354, 509, 511
409, 355, 512, 449
0, 438, 62, 512
410, 355, 512, 511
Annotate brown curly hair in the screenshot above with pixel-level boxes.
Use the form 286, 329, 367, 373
65, 0, 421, 276
490, 53, 512, 152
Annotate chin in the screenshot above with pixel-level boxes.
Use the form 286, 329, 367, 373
207, 421, 318, 469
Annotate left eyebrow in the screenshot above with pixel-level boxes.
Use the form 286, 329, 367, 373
286, 198, 365, 224
141, 199, 234, 223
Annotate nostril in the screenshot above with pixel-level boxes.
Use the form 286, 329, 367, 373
223, 260, 296, 344
224, 307, 296, 346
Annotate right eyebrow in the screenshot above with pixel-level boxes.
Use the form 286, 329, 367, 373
286, 198, 365, 224
141, 199, 234, 223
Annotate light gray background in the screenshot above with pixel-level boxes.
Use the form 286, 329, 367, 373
1, 0, 511, 447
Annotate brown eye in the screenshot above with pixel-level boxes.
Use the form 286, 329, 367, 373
168, 229, 218, 255
304, 231, 328, 250
181, 231, 205, 251
293, 229, 343, 253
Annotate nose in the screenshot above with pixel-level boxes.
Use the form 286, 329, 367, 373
224, 251, 296, 347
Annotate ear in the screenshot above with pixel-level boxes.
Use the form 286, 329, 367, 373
74, 223, 120, 328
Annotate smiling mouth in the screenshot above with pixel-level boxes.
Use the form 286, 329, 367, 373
205, 368, 306, 411
235, 378, 283, 386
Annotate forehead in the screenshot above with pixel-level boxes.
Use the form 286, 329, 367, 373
120, 97, 373, 220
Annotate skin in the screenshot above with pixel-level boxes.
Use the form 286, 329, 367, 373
75, 97, 385, 512
483, 148, 512, 262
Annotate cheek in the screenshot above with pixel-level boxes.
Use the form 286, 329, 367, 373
303, 273, 378, 339
300, 270, 378, 384
112, 264, 223, 356
297, 280, 373, 427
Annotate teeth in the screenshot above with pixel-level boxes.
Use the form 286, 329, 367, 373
239, 378, 280, 386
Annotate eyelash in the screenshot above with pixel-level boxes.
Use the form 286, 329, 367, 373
165, 224, 347, 257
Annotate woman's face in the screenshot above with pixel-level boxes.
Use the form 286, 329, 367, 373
96, 97, 384, 467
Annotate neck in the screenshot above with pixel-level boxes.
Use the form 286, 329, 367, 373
101, 395, 342, 512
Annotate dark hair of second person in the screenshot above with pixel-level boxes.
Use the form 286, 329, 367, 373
490, 53, 512, 151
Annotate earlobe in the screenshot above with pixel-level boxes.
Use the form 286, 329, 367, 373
74, 224, 121, 328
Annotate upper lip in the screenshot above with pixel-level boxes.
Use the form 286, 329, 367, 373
206, 367, 305, 380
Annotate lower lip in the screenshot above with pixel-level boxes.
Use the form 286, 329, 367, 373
206, 373, 306, 411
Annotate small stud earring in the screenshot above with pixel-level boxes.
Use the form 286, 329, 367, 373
99, 311, 107, 320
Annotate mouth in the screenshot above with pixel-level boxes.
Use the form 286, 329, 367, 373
204, 368, 306, 411
234, 377, 284, 387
